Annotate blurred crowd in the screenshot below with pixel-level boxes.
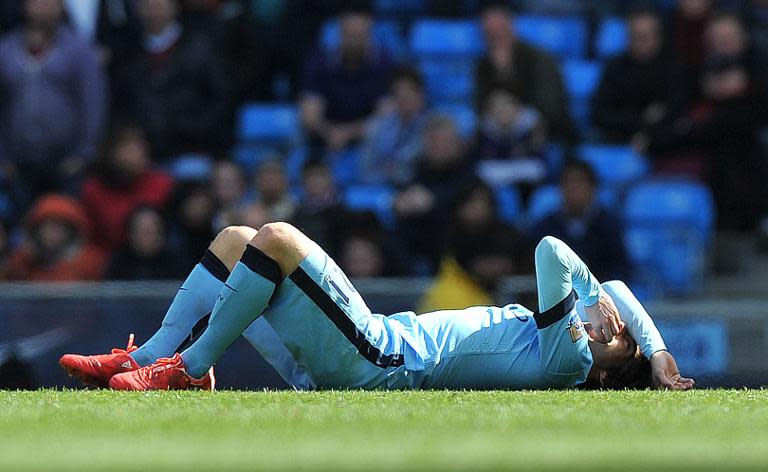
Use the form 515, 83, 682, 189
0, 0, 767, 309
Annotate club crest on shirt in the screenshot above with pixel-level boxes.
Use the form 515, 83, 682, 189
566, 317, 585, 343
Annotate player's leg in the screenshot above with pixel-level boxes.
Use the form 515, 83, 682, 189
110, 222, 400, 390
59, 226, 255, 386
178, 222, 307, 378
130, 226, 257, 365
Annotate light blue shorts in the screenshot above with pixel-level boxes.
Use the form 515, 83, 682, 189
261, 244, 421, 389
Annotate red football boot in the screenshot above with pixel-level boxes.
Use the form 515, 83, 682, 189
108, 353, 215, 391
59, 334, 141, 387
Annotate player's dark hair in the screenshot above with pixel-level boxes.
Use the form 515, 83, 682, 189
579, 347, 653, 390
390, 65, 425, 91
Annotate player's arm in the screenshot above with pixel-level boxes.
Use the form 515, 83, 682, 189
533, 237, 618, 380
601, 280, 694, 390
535, 237, 621, 342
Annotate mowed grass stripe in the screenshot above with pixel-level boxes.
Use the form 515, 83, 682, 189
0, 390, 766, 471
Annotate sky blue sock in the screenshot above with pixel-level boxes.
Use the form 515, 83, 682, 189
130, 250, 230, 366
181, 245, 282, 378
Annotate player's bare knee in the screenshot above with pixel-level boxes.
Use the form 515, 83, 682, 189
208, 226, 259, 271
250, 222, 310, 275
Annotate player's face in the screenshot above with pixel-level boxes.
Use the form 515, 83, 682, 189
587, 323, 638, 370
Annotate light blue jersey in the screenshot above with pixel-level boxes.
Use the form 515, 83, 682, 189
245, 236, 621, 390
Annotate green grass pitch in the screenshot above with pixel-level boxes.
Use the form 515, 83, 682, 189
1, 389, 766, 471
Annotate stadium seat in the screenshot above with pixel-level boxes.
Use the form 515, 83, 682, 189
320, 19, 407, 59
623, 179, 715, 296
527, 185, 562, 224
493, 185, 522, 224
562, 60, 603, 131
514, 15, 588, 59
238, 103, 299, 143
418, 59, 475, 104
170, 154, 213, 181
576, 144, 649, 187
595, 17, 628, 58
329, 147, 363, 187
410, 19, 484, 58
434, 104, 477, 138
344, 184, 397, 228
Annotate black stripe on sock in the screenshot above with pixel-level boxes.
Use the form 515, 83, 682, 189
289, 267, 404, 369
534, 290, 577, 329
240, 245, 282, 284
177, 313, 211, 352
200, 250, 230, 283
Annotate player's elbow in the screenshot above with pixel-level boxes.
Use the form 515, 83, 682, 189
535, 236, 563, 260
535, 236, 570, 274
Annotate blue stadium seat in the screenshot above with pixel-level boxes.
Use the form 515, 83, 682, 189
344, 184, 397, 228
329, 147, 363, 187
562, 60, 603, 131
418, 59, 475, 104
576, 144, 649, 187
434, 104, 477, 138
170, 154, 213, 181
238, 103, 299, 142
410, 19, 484, 58
320, 19, 407, 59
596, 17, 628, 58
493, 185, 522, 224
623, 179, 715, 296
515, 15, 588, 59
527, 185, 562, 224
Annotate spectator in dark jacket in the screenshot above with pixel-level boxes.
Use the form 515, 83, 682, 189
419, 181, 531, 313
593, 10, 678, 142
394, 115, 476, 273
299, 5, 393, 156
642, 56, 766, 232
113, 0, 231, 160
475, 3, 575, 143
0, 0, 107, 202
108, 206, 185, 280
531, 161, 627, 282
291, 160, 349, 257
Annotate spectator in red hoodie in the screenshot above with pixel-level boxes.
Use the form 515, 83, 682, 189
81, 123, 174, 251
4, 194, 107, 281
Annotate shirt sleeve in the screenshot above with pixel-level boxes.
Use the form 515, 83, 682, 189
533, 237, 597, 381
602, 280, 667, 359
535, 291, 593, 382
574, 280, 667, 359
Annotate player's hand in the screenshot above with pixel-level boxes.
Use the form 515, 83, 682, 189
650, 350, 695, 390
584, 292, 621, 343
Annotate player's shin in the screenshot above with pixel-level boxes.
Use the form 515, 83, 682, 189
180, 245, 282, 378
130, 250, 230, 366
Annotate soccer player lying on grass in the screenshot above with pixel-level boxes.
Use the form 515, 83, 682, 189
60, 223, 694, 391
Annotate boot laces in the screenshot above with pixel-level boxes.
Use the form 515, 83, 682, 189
110, 333, 138, 355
